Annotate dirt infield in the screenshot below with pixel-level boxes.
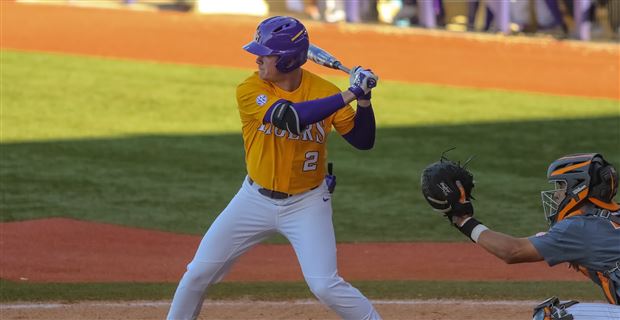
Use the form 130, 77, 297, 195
0, 300, 533, 320
0, 218, 584, 283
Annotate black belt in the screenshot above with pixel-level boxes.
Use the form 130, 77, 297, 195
247, 177, 319, 200
247, 177, 293, 199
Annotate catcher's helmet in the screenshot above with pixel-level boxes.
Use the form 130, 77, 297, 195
243, 16, 309, 73
541, 153, 619, 226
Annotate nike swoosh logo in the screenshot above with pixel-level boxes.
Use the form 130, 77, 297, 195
323, 197, 330, 202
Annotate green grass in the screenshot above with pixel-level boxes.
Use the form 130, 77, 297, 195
1, 50, 619, 241
0, 51, 244, 141
0, 280, 604, 302
1, 49, 617, 304
2, 49, 618, 141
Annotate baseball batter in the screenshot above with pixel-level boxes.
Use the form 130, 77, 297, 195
167, 16, 381, 320
421, 153, 620, 319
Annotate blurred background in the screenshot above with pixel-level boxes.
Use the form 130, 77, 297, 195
26, 0, 620, 41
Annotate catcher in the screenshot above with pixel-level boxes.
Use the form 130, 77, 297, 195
421, 152, 620, 319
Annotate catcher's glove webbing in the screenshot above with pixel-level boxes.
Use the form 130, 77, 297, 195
421, 151, 487, 242
420, 156, 475, 219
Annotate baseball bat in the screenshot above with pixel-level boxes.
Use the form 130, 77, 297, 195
308, 44, 351, 74
307, 44, 376, 89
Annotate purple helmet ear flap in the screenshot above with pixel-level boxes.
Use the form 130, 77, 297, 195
276, 47, 308, 73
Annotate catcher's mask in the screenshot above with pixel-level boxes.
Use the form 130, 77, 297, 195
541, 153, 619, 226
243, 16, 309, 73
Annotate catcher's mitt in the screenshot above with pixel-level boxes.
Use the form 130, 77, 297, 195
420, 155, 475, 221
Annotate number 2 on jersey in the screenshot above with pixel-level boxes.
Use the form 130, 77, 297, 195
303, 151, 319, 171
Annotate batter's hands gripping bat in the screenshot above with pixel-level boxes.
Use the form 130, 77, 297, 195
307, 44, 376, 89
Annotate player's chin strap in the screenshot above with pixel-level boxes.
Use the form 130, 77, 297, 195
589, 208, 620, 224
532, 296, 579, 320
587, 198, 620, 222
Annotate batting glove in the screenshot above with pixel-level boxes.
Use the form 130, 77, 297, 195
348, 66, 378, 99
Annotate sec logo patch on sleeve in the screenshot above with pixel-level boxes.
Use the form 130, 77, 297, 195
256, 94, 267, 106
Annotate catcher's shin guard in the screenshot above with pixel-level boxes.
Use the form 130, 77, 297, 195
532, 296, 579, 320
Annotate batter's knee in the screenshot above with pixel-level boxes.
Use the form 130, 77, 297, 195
305, 276, 380, 320
305, 276, 346, 303
178, 260, 225, 291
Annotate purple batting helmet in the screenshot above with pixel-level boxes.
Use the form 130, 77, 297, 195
243, 16, 309, 73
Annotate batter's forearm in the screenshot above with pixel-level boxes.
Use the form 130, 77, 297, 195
341, 90, 358, 104
262, 89, 369, 130
342, 105, 375, 150
264, 93, 348, 127
292, 89, 370, 124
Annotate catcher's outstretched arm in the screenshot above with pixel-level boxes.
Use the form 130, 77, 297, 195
453, 216, 544, 264
477, 229, 543, 264
421, 158, 543, 265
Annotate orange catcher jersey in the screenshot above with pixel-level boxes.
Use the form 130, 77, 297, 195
236, 69, 355, 194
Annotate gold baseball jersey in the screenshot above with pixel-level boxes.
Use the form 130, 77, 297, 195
236, 69, 355, 194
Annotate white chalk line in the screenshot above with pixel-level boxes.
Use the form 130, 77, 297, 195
0, 299, 540, 310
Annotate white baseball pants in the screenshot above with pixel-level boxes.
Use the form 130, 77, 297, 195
564, 302, 620, 320
167, 177, 381, 320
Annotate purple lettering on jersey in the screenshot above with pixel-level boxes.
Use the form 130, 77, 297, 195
257, 122, 326, 145
315, 121, 326, 144
257, 123, 274, 135
274, 127, 287, 137
301, 127, 314, 142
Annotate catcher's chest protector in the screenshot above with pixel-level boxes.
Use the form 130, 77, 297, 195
575, 209, 620, 305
